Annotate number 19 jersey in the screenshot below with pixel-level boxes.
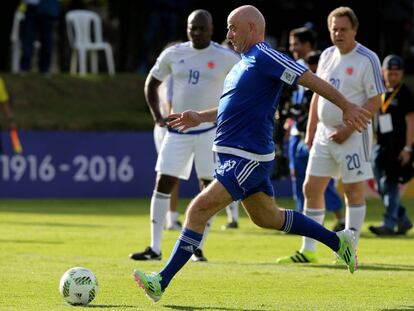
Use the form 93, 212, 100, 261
150, 41, 240, 130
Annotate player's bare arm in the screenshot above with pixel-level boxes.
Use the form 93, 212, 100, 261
363, 94, 382, 116
167, 107, 218, 131
144, 75, 166, 126
305, 92, 319, 149
328, 125, 354, 144
298, 70, 371, 131
330, 94, 382, 144
399, 112, 414, 165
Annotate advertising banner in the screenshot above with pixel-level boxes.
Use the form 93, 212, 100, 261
0, 131, 294, 198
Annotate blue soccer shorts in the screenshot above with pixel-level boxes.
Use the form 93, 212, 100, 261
215, 153, 274, 201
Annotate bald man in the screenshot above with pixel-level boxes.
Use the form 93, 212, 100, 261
133, 5, 371, 302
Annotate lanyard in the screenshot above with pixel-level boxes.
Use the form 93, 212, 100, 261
381, 84, 402, 113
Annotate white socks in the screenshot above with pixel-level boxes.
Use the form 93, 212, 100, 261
346, 204, 366, 245
300, 208, 326, 252
166, 210, 179, 228
150, 191, 170, 254
225, 201, 239, 223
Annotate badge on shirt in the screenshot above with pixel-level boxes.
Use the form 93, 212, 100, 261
378, 113, 393, 133
281, 69, 296, 85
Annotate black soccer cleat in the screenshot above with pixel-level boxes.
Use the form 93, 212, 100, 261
221, 221, 239, 230
191, 248, 207, 262
129, 247, 162, 261
332, 222, 345, 232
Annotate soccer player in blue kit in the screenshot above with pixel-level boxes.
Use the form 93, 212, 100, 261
132, 5, 371, 302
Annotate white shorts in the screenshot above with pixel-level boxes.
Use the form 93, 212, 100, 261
153, 124, 167, 153
156, 128, 217, 180
307, 123, 373, 183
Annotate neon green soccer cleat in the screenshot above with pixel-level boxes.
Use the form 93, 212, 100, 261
335, 229, 358, 274
276, 250, 318, 264
133, 270, 163, 302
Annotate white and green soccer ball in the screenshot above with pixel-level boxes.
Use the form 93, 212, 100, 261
59, 267, 98, 306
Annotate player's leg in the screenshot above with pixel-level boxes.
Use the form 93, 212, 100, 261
222, 201, 239, 229
242, 191, 356, 272
130, 133, 193, 260
165, 180, 182, 230
129, 173, 179, 261
191, 178, 214, 262
276, 175, 330, 264
288, 134, 301, 212
325, 178, 345, 231
342, 181, 366, 244
292, 140, 309, 213
339, 129, 374, 245
153, 125, 181, 231
133, 179, 233, 301
277, 137, 338, 264
190, 129, 217, 261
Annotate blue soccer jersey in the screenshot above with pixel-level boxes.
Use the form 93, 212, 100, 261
213, 42, 307, 162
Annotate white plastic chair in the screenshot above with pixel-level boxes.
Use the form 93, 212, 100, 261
65, 10, 115, 76
10, 11, 24, 73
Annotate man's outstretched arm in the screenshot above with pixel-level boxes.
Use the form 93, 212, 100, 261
167, 107, 218, 131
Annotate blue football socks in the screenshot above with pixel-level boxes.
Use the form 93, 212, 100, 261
281, 209, 339, 251
159, 228, 203, 290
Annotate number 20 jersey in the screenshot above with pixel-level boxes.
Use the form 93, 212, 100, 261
316, 43, 386, 127
150, 41, 240, 130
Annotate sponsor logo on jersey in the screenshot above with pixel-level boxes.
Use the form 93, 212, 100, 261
207, 61, 215, 69
216, 160, 237, 176
281, 69, 296, 85
346, 67, 354, 75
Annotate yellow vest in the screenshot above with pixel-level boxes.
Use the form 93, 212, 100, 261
0, 77, 9, 103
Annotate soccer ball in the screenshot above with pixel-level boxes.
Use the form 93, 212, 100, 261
59, 267, 98, 306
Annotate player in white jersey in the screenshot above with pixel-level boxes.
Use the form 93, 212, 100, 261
129, 9, 240, 262
279, 6, 386, 264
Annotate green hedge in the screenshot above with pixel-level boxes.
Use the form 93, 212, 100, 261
3, 73, 414, 131
2, 73, 153, 131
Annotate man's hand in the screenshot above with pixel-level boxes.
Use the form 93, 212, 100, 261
304, 130, 315, 150
328, 124, 354, 144
155, 117, 168, 127
342, 103, 371, 132
167, 110, 202, 131
399, 148, 412, 166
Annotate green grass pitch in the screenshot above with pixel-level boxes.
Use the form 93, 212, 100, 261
1, 198, 413, 310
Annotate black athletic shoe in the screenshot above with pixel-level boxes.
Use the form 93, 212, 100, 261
191, 248, 207, 262
368, 225, 396, 236
221, 221, 239, 230
332, 222, 345, 232
129, 247, 161, 261
397, 219, 413, 235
